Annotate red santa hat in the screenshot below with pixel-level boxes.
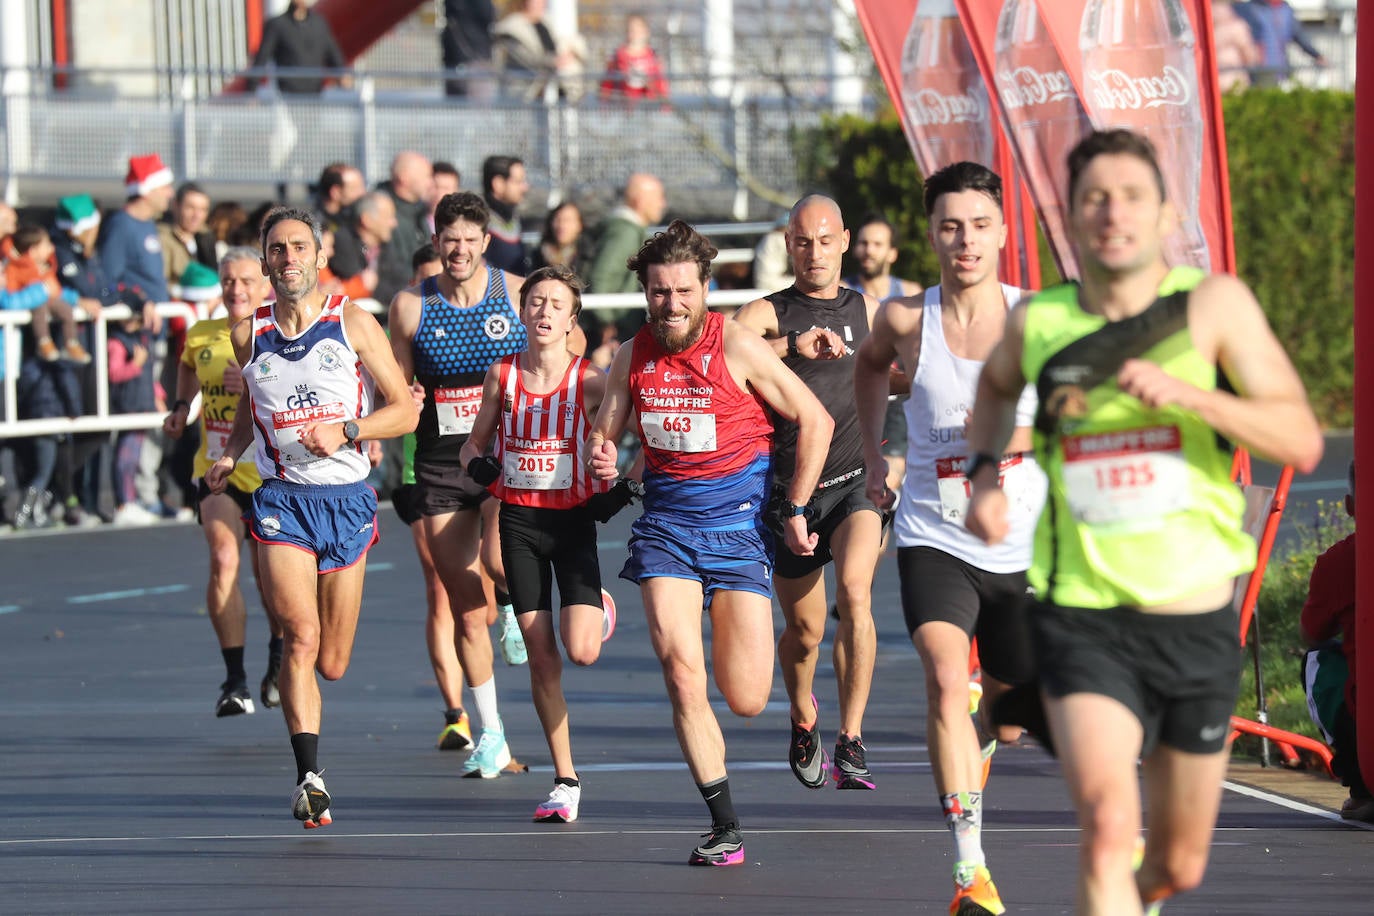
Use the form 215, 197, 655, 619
125, 153, 174, 199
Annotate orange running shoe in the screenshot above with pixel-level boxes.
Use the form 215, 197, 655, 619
950, 863, 1006, 916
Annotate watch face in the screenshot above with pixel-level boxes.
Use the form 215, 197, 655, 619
344, 421, 360, 441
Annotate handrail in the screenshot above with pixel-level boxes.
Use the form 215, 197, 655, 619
0, 288, 771, 439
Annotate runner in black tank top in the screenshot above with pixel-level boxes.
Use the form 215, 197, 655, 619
732, 194, 886, 791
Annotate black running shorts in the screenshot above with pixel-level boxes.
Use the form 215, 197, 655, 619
196, 477, 254, 538
768, 474, 881, 580
1032, 602, 1242, 755
897, 545, 1035, 687
411, 457, 490, 517
498, 501, 604, 614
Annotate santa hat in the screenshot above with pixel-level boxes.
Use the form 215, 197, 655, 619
174, 261, 222, 302
55, 194, 101, 235
125, 153, 174, 199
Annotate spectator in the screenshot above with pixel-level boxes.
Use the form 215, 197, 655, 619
585, 172, 665, 343
158, 182, 218, 292
1213, 1, 1263, 92
530, 200, 591, 273
375, 151, 433, 305
107, 308, 161, 526
228, 201, 278, 252
313, 161, 366, 235
3, 225, 90, 364
330, 190, 397, 302
1301, 461, 1369, 822
429, 161, 461, 232
207, 201, 248, 263
441, 0, 497, 100
481, 155, 532, 276
99, 153, 174, 328
599, 13, 668, 101
752, 214, 792, 292
492, 0, 588, 102
1239, 0, 1327, 85
252, 0, 351, 95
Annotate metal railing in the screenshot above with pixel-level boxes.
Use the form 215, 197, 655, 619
0, 288, 772, 440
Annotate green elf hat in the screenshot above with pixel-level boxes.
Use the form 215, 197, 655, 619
55, 194, 101, 235
175, 261, 222, 302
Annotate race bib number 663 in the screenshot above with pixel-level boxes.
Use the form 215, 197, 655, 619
641, 411, 717, 453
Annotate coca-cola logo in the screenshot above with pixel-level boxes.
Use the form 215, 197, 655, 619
904, 87, 987, 126
1084, 66, 1193, 111
995, 66, 1076, 110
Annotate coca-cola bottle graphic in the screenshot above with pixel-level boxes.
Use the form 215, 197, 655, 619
899, 0, 994, 178
995, 0, 1093, 279
1079, 0, 1211, 270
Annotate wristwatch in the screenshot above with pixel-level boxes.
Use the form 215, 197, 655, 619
786, 330, 800, 359
783, 498, 809, 518
342, 420, 361, 445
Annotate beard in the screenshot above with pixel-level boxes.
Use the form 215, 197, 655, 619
650, 306, 707, 354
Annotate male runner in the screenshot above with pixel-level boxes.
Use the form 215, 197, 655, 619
587, 220, 832, 865
842, 212, 922, 490
164, 246, 283, 718
966, 129, 1323, 915
389, 191, 528, 779
854, 162, 1043, 915
733, 195, 884, 790
206, 207, 417, 828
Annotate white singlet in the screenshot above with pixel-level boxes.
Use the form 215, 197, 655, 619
894, 284, 1045, 572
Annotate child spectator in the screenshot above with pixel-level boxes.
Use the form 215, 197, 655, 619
107, 309, 162, 526
599, 13, 668, 101
3, 224, 91, 364
1300, 460, 1369, 821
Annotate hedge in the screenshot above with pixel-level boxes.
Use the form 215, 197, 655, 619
801, 88, 1355, 429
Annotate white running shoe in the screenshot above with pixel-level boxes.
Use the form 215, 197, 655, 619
462, 726, 512, 779
600, 588, 617, 643
290, 771, 332, 829
533, 782, 581, 822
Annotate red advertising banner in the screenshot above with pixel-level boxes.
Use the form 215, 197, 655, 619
855, 0, 1037, 287
856, 0, 1235, 278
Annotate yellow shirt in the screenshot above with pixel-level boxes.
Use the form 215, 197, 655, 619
181, 317, 263, 494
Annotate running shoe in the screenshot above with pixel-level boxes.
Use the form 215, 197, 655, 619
533, 782, 581, 823
950, 862, 1005, 915
498, 603, 528, 666
215, 680, 255, 718
600, 588, 617, 643
833, 732, 875, 790
968, 676, 984, 716
1143, 902, 1164, 916
291, 771, 332, 829
688, 822, 744, 866
462, 725, 512, 779
437, 711, 473, 751
788, 695, 827, 789
260, 658, 281, 709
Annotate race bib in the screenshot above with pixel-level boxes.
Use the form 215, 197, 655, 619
204, 417, 233, 462
435, 386, 483, 436
1060, 426, 1190, 526
640, 411, 717, 453
270, 402, 348, 465
935, 453, 1034, 522
502, 446, 574, 491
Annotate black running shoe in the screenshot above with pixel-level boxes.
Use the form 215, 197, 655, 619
789, 695, 827, 789
688, 822, 744, 866
261, 658, 281, 709
215, 680, 255, 718
832, 733, 875, 789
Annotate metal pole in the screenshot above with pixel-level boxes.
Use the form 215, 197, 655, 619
1355, 0, 1374, 797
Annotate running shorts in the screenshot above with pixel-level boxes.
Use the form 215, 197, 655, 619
498, 501, 603, 614
249, 478, 379, 573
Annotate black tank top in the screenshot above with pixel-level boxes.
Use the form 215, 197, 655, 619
765, 285, 869, 485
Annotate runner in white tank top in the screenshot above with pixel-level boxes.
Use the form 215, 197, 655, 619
853, 163, 1043, 914
206, 207, 417, 831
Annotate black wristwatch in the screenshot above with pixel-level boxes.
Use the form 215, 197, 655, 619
965, 452, 1000, 484
342, 420, 361, 445
786, 330, 800, 359
783, 497, 809, 518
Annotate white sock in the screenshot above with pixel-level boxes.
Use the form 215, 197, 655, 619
471, 676, 501, 732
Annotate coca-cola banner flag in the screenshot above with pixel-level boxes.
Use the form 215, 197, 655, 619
856, 0, 1234, 276
854, 0, 1037, 286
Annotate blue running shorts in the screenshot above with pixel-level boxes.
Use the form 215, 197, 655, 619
250, 478, 379, 573
620, 515, 773, 606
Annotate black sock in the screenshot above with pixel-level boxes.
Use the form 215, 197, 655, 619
290, 732, 319, 783
444, 707, 465, 725
268, 636, 283, 663
554, 776, 580, 788
221, 646, 246, 684
495, 588, 512, 606
697, 776, 737, 828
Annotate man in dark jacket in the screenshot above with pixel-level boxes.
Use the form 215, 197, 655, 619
252, 0, 351, 94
